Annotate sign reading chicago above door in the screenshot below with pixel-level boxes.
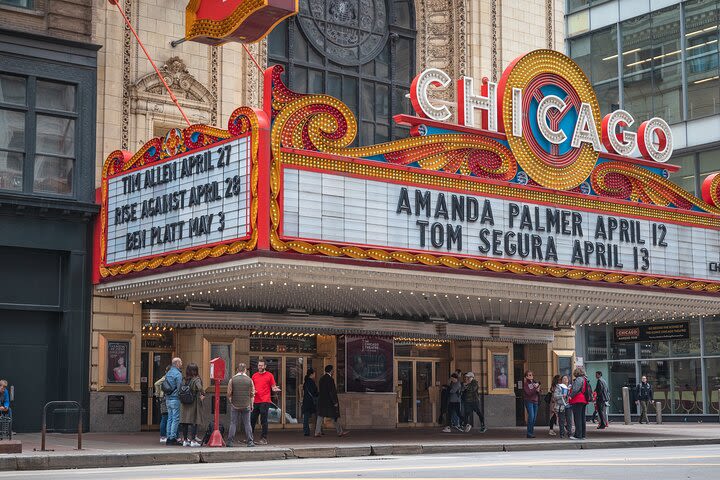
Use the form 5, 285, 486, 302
269, 50, 720, 293
96, 49, 720, 294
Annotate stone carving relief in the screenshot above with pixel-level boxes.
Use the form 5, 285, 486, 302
416, 0, 467, 78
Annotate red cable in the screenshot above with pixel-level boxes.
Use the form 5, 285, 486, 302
110, 1, 191, 126
242, 43, 264, 73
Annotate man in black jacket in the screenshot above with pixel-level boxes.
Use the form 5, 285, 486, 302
315, 365, 350, 437
461, 372, 487, 433
635, 376, 654, 424
594, 371, 609, 429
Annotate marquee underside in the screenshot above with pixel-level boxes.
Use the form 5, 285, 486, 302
95, 255, 720, 328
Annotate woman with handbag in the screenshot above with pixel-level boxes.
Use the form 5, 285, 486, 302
179, 363, 205, 447
553, 375, 572, 439
301, 368, 318, 436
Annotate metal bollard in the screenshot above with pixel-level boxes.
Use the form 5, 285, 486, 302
622, 386, 631, 425
655, 401, 662, 424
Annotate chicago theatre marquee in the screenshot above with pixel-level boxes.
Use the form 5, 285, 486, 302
92, 49, 720, 431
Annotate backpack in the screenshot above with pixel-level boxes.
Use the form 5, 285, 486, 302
583, 377, 594, 403
178, 380, 195, 404
161, 377, 175, 395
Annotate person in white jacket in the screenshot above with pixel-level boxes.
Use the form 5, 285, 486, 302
553, 375, 572, 439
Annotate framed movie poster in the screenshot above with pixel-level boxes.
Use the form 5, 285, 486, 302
345, 336, 394, 393
107, 341, 130, 384
487, 348, 513, 394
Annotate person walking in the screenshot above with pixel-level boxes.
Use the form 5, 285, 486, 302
315, 365, 349, 437
548, 375, 560, 436
522, 370, 541, 438
635, 375, 654, 424
301, 368, 318, 436
153, 366, 170, 443
165, 357, 183, 446
568, 367, 590, 440
179, 363, 204, 447
0, 380, 11, 418
553, 374, 572, 439
226, 362, 255, 447
442, 373, 463, 432
595, 371, 610, 429
461, 372, 487, 433
251, 360, 280, 445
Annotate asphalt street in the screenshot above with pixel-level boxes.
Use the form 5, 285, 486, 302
2, 445, 719, 480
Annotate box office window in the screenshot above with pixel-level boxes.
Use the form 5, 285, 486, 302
267, 0, 416, 145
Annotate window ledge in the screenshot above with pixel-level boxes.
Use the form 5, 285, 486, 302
0, 4, 44, 17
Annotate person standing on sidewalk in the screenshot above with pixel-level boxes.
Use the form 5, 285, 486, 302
301, 368, 318, 436
595, 371, 610, 429
226, 363, 255, 447
522, 370, 541, 438
179, 363, 204, 447
442, 373, 462, 432
251, 360, 280, 445
461, 372, 487, 433
165, 357, 183, 446
568, 367, 590, 440
548, 375, 560, 436
153, 366, 170, 443
635, 375, 654, 424
553, 374, 572, 439
315, 365, 349, 437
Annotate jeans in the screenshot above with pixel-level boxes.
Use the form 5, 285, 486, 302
571, 404, 587, 438
462, 401, 485, 428
525, 401, 538, 436
303, 412, 314, 435
315, 416, 343, 436
597, 401, 608, 428
448, 402, 461, 428
558, 407, 573, 437
166, 397, 181, 441
639, 400, 649, 423
251, 402, 271, 439
159, 413, 168, 438
227, 406, 253, 445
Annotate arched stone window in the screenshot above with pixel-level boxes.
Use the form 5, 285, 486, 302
268, 0, 416, 145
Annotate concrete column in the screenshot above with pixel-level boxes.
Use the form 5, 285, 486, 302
622, 386, 631, 425
655, 401, 662, 424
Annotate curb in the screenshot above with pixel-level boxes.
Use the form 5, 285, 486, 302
1, 438, 718, 471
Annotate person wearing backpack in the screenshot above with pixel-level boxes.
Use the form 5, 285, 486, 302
179, 363, 205, 447
153, 366, 171, 443
164, 357, 183, 446
568, 367, 591, 440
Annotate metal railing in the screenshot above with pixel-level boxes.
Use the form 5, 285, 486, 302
37, 401, 83, 452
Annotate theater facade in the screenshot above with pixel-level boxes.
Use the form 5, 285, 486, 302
90, 49, 720, 432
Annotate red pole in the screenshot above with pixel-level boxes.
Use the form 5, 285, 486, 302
108, 0, 191, 126
207, 379, 224, 447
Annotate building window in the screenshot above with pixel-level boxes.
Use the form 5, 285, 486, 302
668, 154, 697, 196
0, 74, 76, 196
268, 0, 416, 145
685, 0, 720, 120
0, 0, 33, 8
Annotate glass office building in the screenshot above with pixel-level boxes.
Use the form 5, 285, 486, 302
568, 0, 720, 418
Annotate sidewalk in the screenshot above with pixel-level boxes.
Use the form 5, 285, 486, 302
1, 423, 719, 471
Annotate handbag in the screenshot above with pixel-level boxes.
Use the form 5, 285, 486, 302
267, 402, 282, 423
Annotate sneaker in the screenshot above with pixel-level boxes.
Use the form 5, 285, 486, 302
442, 426, 451, 433
166, 438, 177, 446
190, 441, 201, 447
526, 434, 535, 438
226, 443, 234, 448
183, 440, 190, 447
338, 431, 350, 437
247, 441, 255, 447
479, 426, 487, 433
568, 436, 578, 440
548, 430, 557, 436
463, 424, 472, 433
256, 438, 268, 445
453, 425, 464, 432
160, 437, 167, 443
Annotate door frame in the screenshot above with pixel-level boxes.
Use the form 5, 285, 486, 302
394, 357, 446, 427
141, 349, 174, 430
250, 353, 312, 429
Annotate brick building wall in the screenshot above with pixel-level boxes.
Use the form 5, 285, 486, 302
0, 0, 92, 43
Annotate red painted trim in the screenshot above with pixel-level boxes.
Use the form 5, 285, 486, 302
280, 147, 717, 228
92, 187, 103, 284
263, 66, 275, 121
104, 134, 249, 180
393, 113, 681, 173
256, 108, 272, 250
